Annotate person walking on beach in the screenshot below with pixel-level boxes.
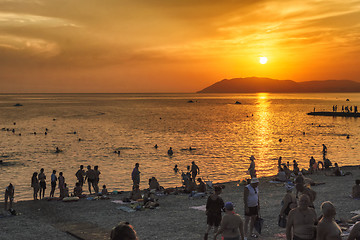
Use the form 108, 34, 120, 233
248, 155, 256, 178
58, 172, 66, 199
191, 161, 200, 182
132, 163, 140, 187
75, 165, 85, 187
4, 183, 14, 210
244, 177, 260, 239
31, 172, 40, 200
286, 194, 317, 240
214, 202, 245, 240
204, 186, 224, 240
50, 170, 57, 197
85, 165, 97, 194
316, 201, 342, 240
38, 168, 46, 199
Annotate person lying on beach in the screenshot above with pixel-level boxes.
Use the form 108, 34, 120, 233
204, 186, 224, 240
279, 184, 297, 218
214, 202, 245, 240
316, 201, 342, 240
286, 194, 317, 240
347, 221, 360, 240
296, 183, 316, 208
352, 179, 360, 199
4, 183, 14, 210
110, 221, 138, 240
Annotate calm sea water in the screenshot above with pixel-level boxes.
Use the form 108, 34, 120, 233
1, 93, 359, 200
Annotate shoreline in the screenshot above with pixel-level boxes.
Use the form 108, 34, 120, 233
1, 165, 359, 240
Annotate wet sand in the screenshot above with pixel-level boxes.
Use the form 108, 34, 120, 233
1, 165, 359, 240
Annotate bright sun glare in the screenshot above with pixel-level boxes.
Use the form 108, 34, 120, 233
259, 57, 268, 64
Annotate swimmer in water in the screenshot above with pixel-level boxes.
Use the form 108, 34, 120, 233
174, 165, 179, 173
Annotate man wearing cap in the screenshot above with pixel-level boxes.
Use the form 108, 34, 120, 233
248, 156, 256, 178
214, 202, 244, 240
244, 177, 260, 238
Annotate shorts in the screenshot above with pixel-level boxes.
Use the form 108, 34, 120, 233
207, 213, 221, 227
245, 206, 258, 216
51, 181, 56, 188
40, 181, 46, 189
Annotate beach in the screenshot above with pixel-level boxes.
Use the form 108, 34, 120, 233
1, 165, 359, 240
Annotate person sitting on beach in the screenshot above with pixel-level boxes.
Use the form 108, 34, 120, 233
352, 179, 360, 199
75, 165, 85, 187
110, 221, 138, 240
149, 177, 160, 191
4, 183, 14, 210
279, 184, 297, 218
50, 170, 57, 197
296, 183, 316, 208
275, 168, 288, 182
31, 172, 40, 200
333, 163, 342, 176
347, 221, 360, 240
286, 194, 317, 240
248, 155, 256, 178
85, 165, 97, 194
214, 202, 245, 240
167, 147, 173, 156
190, 161, 200, 182
324, 158, 332, 169
184, 178, 197, 193
244, 178, 260, 239
197, 178, 206, 193
73, 182, 84, 198
316, 201, 342, 240
63, 183, 69, 198
38, 168, 46, 200
295, 172, 305, 185
129, 185, 142, 201
204, 186, 224, 240
101, 185, 108, 196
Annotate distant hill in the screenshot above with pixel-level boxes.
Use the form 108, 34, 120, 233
197, 77, 360, 93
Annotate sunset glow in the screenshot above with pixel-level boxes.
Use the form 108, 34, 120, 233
0, 1, 360, 93
259, 57, 268, 64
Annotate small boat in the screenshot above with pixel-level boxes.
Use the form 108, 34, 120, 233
235, 101, 241, 104
187, 100, 194, 103
307, 111, 360, 117
13, 103, 23, 107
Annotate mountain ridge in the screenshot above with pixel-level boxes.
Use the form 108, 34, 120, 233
197, 77, 360, 93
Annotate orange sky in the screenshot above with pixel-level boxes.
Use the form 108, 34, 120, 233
0, 0, 360, 93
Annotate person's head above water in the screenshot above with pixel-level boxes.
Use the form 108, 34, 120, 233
135, 163, 139, 167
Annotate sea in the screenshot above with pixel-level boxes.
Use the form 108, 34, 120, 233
1, 93, 359, 201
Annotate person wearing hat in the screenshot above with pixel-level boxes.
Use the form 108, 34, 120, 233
279, 184, 297, 218
204, 186, 224, 240
244, 177, 259, 238
316, 201, 342, 240
248, 156, 256, 178
214, 202, 244, 240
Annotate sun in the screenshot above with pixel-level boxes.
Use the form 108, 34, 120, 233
259, 57, 268, 64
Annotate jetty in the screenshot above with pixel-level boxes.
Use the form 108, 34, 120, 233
307, 111, 360, 117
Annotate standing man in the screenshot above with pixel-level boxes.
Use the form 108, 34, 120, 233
4, 183, 14, 210
75, 165, 85, 187
309, 156, 316, 174
248, 156, 256, 178
244, 178, 260, 239
85, 165, 96, 194
286, 194, 317, 240
190, 161, 200, 182
132, 163, 140, 187
38, 168, 46, 199
204, 186, 224, 240
50, 170, 57, 197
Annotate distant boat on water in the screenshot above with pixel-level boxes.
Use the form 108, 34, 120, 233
307, 111, 360, 117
